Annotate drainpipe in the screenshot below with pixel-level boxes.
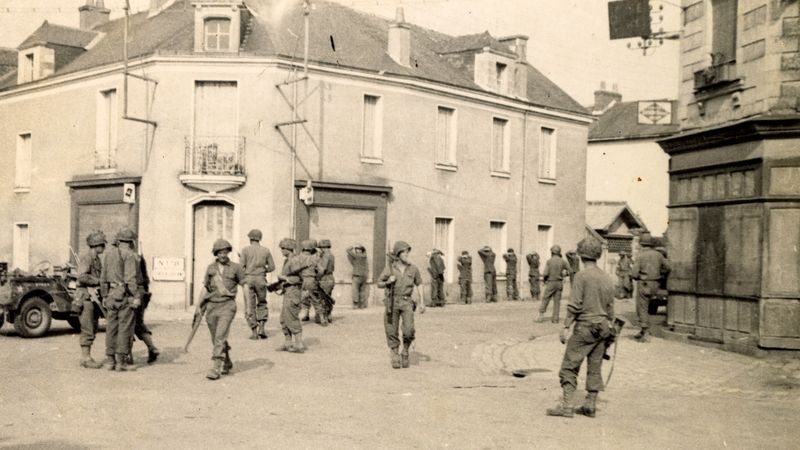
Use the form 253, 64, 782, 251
519, 110, 529, 260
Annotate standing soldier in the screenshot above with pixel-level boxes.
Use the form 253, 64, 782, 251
538, 245, 571, 323
71, 230, 107, 369
566, 250, 581, 289
526, 251, 541, 301
457, 251, 473, 304
615, 252, 633, 299
298, 239, 326, 326
478, 246, 497, 303
428, 249, 446, 307
197, 239, 245, 380
240, 229, 276, 340
130, 246, 159, 364
347, 244, 369, 309
503, 248, 519, 301
378, 241, 426, 369
102, 227, 140, 372
546, 237, 614, 418
631, 233, 670, 342
276, 238, 306, 353
316, 239, 336, 323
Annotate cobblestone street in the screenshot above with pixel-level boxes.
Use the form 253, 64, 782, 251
1, 300, 798, 449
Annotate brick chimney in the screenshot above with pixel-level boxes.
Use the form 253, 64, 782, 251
498, 35, 528, 61
79, 0, 110, 30
388, 7, 411, 67
593, 81, 622, 114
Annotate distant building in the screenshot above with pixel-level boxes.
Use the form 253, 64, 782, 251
0, 0, 591, 309
658, 0, 800, 352
585, 200, 648, 275
586, 83, 677, 235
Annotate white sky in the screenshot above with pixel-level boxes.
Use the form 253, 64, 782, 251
0, 0, 681, 105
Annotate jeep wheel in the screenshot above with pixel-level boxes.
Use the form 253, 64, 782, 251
67, 316, 81, 331
14, 297, 52, 338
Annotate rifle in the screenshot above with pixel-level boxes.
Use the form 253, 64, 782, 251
603, 317, 626, 386
69, 246, 107, 317
267, 279, 285, 293
184, 292, 211, 352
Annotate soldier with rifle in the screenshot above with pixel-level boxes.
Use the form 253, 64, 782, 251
275, 238, 308, 353
70, 230, 107, 369
129, 246, 159, 364
316, 239, 336, 323
101, 227, 141, 372
631, 233, 670, 343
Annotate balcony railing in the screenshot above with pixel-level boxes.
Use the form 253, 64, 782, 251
184, 135, 246, 176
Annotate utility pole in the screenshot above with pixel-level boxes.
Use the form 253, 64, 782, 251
287, 0, 311, 239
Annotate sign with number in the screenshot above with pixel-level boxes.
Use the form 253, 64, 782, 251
123, 183, 136, 204
152, 257, 185, 281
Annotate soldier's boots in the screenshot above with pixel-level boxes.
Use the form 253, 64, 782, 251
277, 334, 293, 352
401, 349, 410, 369
206, 360, 223, 380
390, 350, 401, 369
257, 322, 267, 339
222, 352, 233, 375
546, 384, 575, 418
115, 353, 136, 372
125, 354, 135, 365
318, 312, 329, 327
103, 355, 116, 371
249, 327, 260, 340
575, 391, 598, 418
634, 329, 650, 343
536, 313, 546, 323
79, 346, 103, 369
141, 334, 160, 364
290, 333, 306, 353
300, 306, 310, 322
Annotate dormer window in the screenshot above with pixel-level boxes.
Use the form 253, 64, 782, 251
496, 62, 507, 93
204, 18, 231, 51
23, 53, 35, 82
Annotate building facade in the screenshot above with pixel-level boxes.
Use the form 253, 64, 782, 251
659, 0, 800, 351
0, 0, 591, 309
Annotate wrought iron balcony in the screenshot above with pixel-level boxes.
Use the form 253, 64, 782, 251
180, 135, 246, 193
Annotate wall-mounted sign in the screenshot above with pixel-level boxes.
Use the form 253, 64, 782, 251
152, 257, 185, 281
123, 183, 136, 204
638, 101, 672, 125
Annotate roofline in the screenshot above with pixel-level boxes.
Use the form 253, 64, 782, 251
588, 131, 680, 143
0, 54, 594, 124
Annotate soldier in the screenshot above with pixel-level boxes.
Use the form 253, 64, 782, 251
631, 233, 670, 342
197, 239, 245, 380
240, 229, 276, 340
298, 239, 327, 326
276, 238, 306, 353
566, 250, 581, 288
503, 248, 519, 301
478, 246, 497, 303
316, 239, 336, 323
129, 246, 159, 364
457, 251, 473, 304
615, 252, 633, 299
428, 249, 446, 307
538, 245, 571, 323
101, 227, 141, 372
378, 241, 426, 369
347, 244, 369, 309
526, 251, 541, 301
546, 237, 614, 418
70, 230, 107, 369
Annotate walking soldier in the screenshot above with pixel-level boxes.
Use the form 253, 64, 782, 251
130, 247, 159, 364
538, 245, 571, 323
240, 229, 276, 339
71, 230, 106, 369
457, 251, 473, 304
631, 233, 670, 342
276, 238, 307, 353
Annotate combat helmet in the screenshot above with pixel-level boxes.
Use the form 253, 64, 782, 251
392, 240, 411, 257
577, 238, 603, 260
550, 245, 562, 256
116, 227, 137, 243
301, 239, 317, 251
247, 229, 263, 241
318, 239, 331, 249
212, 238, 233, 255
639, 232, 654, 247
86, 230, 107, 248
279, 238, 296, 250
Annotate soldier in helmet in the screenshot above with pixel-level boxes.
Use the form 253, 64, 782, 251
198, 238, 245, 380
316, 239, 336, 323
456, 250, 473, 304
615, 251, 633, 299
70, 230, 107, 369
503, 248, 519, 301
276, 238, 307, 352
298, 239, 327, 326
378, 241, 425, 369
526, 251, 541, 301
631, 233, 670, 342
539, 245, 571, 323
101, 227, 141, 372
129, 241, 159, 364
477, 246, 497, 302
547, 237, 614, 418
240, 229, 276, 340
427, 249, 446, 307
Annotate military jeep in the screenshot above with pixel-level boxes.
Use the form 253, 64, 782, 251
0, 261, 103, 338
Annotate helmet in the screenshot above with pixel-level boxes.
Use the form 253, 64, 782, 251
247, 229, 262, 241
392, 240, 411, 257
507, 248, 514, 253
318, 239, 331, 248
279, 238, 296, 250
639, 232, 654, 247
86, 231, 107, 247
577, 238, 603, 260
116, 227, 137, 243
212, 238, 233, 254
301, 239, 317, 251
550, 245, 561, 256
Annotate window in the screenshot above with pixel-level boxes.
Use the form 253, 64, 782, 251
537, 225, 553, 261
711, 0, 737, 64
491, 117, 510, 174
15, 133, 31, 190
13, 223, 30, 271
96, 89, 118, 171
496, 62, 508, 93
538, 127, 556, 180
204, 18, 232, 51
361, 94, 383, 162
434, 217, 454, 282
24, 53, 34, 82
435, 106, 457, 167
490, 221, 508, 274
192, 81, 240, 175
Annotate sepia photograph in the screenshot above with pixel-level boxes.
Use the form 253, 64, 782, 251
0, 0, 797, 448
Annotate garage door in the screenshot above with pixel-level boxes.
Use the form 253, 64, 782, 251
309, 207, 375, 283
77, 203, 134, 252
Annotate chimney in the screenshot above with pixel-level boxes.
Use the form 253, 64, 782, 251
388, 7, 411, 67
498, 35, 528, 61
593, 81, 622, 114
79, 0, 110, 30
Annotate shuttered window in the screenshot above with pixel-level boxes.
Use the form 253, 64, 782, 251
435, 107, 456, 166
667, 208, 698, 292
724, 204, 761, 296
362, 95, 383, 161
15, 133, 31, 189
491, 118, 509, 173
96, 89, 117, 170
712, 0, 737, 64
539, 127, 556, 179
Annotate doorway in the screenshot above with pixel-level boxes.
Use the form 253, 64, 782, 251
191, 200, 235, 304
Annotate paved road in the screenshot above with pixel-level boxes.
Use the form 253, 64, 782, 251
0, 299, 798, 449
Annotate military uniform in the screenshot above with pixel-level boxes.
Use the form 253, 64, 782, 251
428, 250, 446, 307
240, 230, 276, 339
316, 239, 336, 322
457, 252, 473, 304
203, 239, 245, 379
347, 245, 369, 309
540, 246, 571, 322
277, 238, 306, 352
298, 240, 326, 325
378, 241, 424, 369
131, 252, 159, 363
478, 246, 497, 302
72, 230, 106, 369
526, 252, 541, 301
632, 236, 670, 341
503, 249, 519, 301
615, 253, 633, 299
102, 228, 140, 371
566, 251, 580, 288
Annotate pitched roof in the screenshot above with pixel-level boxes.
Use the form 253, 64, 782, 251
2, 0, 587, 115
18, 21, 98, 50
586, 201, 648, 233
589, 100, 679, 141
